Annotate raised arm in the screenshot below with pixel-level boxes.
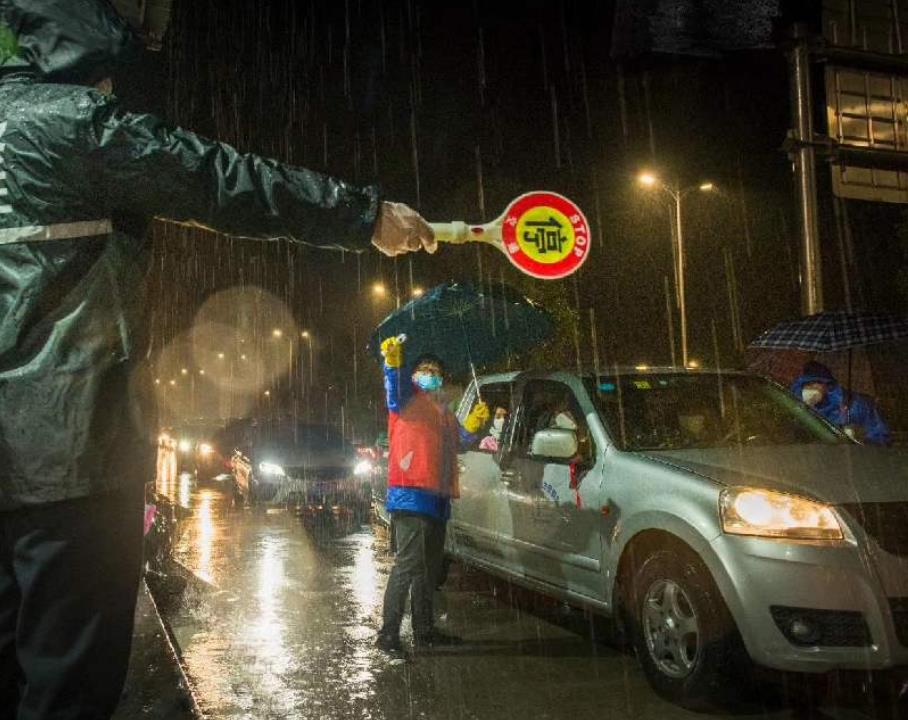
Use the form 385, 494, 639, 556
85, 97, 378, 250
380, 336, 412, 414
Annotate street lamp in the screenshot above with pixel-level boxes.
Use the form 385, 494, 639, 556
412, 286, 424, 298
272, 328, 283, 339
372, 282, 387, 298
637, 171, 716, 368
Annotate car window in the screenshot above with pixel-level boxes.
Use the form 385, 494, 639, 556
512, 380, 593, 464
472, 382, 516, 453
255, 423, 348, 451
585, 373, 846, 451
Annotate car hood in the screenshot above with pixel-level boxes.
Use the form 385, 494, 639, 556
641, 444, 908, 504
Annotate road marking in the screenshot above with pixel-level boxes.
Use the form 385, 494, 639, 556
0, 121, 8, 214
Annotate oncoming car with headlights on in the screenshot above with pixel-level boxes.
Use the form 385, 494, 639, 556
449, 368, 908, 707
164, 419, 228, 480
230, 420, 372, 521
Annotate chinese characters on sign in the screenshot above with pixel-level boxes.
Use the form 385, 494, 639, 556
523, 217, 567, 254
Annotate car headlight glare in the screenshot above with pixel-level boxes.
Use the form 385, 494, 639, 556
720, 488, 843, 542
198, 443, 213, 456
178, 438, 192, 453
259, 462, 286, 477
354, 459, 373, 476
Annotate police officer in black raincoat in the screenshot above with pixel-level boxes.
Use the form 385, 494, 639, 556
0, 1, 434, 717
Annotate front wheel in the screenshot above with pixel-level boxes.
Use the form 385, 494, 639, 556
627, 549, 743, 708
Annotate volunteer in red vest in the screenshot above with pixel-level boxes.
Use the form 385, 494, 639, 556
375, 336, 489, 659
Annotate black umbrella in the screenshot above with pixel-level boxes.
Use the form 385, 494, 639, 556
748, 310, 908, 422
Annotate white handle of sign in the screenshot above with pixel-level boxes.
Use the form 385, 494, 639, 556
429, 220, 503, 249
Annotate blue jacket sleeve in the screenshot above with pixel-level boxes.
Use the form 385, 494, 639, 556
384, 364, 413, 414
458, 424, 479, 449
851, 395, 891, 446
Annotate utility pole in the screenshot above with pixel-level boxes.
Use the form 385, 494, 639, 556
787, 22, 823, 314
674, 190, 689, 367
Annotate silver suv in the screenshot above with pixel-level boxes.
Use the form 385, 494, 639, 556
450, 368, 908, 706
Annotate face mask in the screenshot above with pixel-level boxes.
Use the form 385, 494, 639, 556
414, 373, 443, 392
802, 387, 824, 407
554, 412, 577, 431
491, 417, 505, 438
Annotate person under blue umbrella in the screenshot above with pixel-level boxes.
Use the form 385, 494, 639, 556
791, 361, 891, 446
375, 335, 489, 660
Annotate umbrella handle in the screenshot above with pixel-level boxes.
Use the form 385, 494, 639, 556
470, 360, 482, 404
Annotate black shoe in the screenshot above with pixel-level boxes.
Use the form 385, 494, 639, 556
375, 634, 410, 661
413, 629, 463, 649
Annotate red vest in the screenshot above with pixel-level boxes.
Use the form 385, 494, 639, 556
387, 390, 460, 498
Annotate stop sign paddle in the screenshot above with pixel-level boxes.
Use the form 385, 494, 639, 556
429, 191, 591, 280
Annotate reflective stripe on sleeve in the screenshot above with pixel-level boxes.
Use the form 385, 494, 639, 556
0, 220, 113, 245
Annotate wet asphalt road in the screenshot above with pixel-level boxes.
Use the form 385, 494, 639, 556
152, 473, 903, 720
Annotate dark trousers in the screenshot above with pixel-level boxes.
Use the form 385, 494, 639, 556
380, 512, 446, 640
0, 489, 144, 720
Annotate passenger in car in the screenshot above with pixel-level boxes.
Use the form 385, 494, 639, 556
479, 405, 509, 452
375, 336, 490, 659
551, 408, 578, 431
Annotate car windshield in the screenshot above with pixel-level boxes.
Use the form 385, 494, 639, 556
584, 373, 846, 451
257, 423, 348, 451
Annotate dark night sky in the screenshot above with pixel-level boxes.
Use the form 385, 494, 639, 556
123, 0, 904, 431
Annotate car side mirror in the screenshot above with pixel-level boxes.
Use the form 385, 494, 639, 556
530, 428, 578, 459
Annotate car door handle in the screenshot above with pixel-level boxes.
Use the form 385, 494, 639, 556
500, 469, 521, 486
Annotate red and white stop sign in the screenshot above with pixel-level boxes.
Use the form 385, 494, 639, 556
500, 191, 591, 279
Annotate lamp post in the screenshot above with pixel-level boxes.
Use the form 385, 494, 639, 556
638, 172, 715, 368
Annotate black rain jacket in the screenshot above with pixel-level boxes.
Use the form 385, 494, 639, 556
0, 0, 379, 509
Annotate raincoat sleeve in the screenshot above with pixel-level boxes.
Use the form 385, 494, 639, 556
851, 396, 891, 446
84, 97, 379, 250
383, 365, 413, 415
457, 424, 478, 448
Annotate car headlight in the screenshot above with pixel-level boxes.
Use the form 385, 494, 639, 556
259, 462, 286, 477
198, 443, 213, 456
178, 438, 192, 453
354, 459, 373, 476
720, 488, 844, 542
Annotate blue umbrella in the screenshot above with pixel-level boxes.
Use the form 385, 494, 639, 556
749, 310, 908, 352
368, 281, 553, 378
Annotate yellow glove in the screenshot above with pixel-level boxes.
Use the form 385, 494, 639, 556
463, 401, 490, 434
380, 335, 404, 368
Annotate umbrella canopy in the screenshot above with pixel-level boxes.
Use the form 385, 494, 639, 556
746, 347, 878, 395
748, 310, 908, 352
368, 281, 553, 376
